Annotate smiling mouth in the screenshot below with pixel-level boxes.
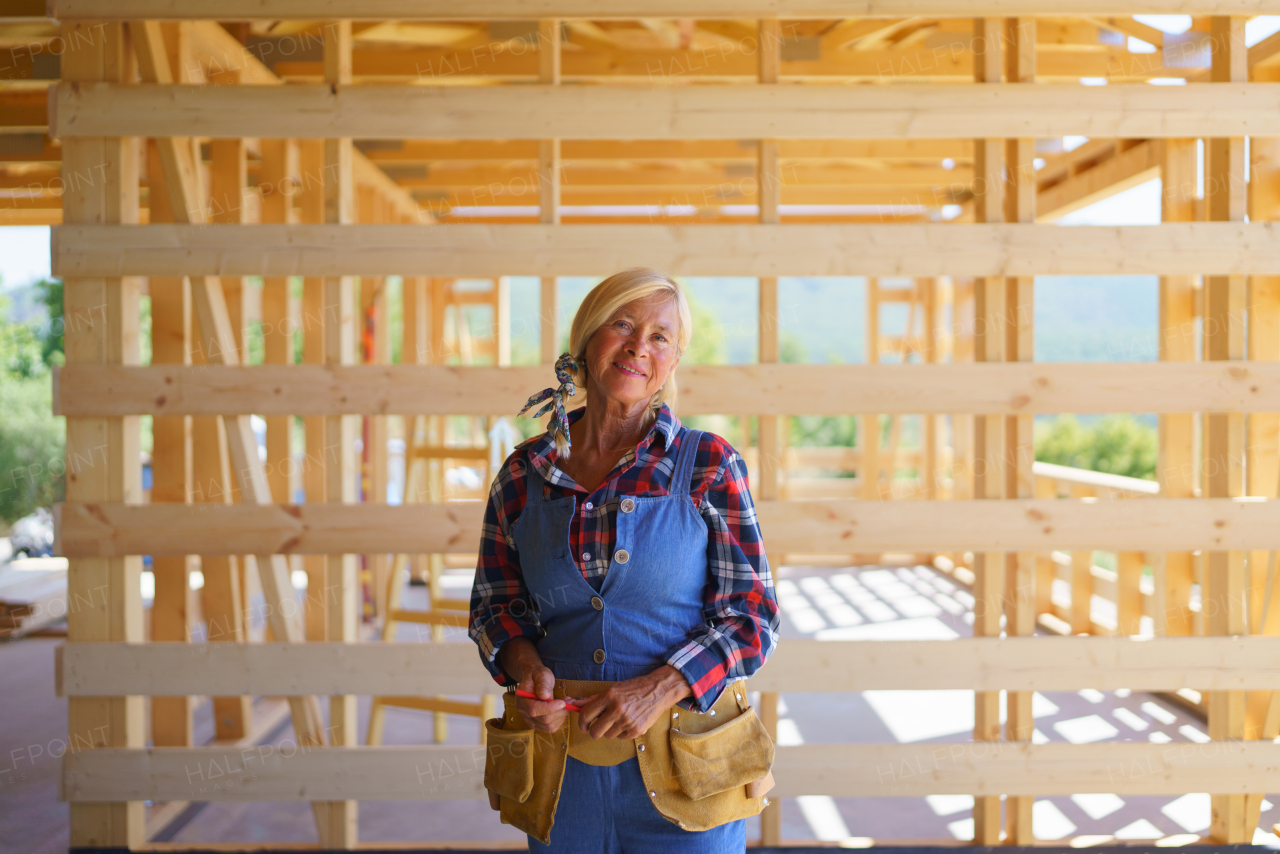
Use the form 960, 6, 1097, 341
613, 362, 645, 378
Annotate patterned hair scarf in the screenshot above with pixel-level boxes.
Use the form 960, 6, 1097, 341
518, 351, 579, 452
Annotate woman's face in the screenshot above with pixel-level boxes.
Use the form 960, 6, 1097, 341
583, 293, 681, 411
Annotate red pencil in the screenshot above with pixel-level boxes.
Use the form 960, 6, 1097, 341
514, 688, 585, 712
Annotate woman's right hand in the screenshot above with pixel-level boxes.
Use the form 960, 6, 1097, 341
500, 637, 570, 733
515, 664, 572, 733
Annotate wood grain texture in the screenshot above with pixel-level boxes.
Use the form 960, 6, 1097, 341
51, 222, 1280, 278
52, 497, 1280, 557
51, 82, 1280, 141
56, 637, 1280, 697
52, 361, 1280, 417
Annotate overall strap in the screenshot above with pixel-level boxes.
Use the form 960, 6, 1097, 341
671, 428, 703, 497
523, 455, 547, 505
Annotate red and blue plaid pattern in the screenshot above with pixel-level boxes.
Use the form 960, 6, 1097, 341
468, 402, 780, 712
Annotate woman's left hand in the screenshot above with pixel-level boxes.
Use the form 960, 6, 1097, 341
575, 665, 693, 740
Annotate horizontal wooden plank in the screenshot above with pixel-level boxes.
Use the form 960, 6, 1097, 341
54, 501, 487, 558
770, 741, 1280, 798
51, 361, 1280, 417
56, 637, 1280, 697
48, 1, 1280, 21
53, 498, 1280, 556
51, 82, 1280, 140
61, 741, 1280, 801
51, 222, 1280, 278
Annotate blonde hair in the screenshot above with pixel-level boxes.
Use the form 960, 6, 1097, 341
555, 267, 693, 458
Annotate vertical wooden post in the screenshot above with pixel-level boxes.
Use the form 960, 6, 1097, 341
299, 139, 328, 641
361, 186, 391, 623
147, 136, 195, 748
63, 20, 145, 848
260, 138, 298, 505
971, 15, 1004, 845
198, 82, 254, 740
757, 18, 782, 846
1001, 16, 1036, 843
861, 280, 881, 501
317, 18, 359, 851
538, 18, 561, 228
1243, 101, 1280, 839
1158, 138, 1199, 638
1240, 28, 1280, 841
1204, 14, 1248, 844
921, 278, 938, 500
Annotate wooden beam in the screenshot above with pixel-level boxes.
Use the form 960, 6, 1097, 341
58, 740, 1280, 802
50, 1, 1280, 21
126, 24, 335, 840
267, 44, 1194, 83
54, 497, 1280, 557
58, 637, 1280, 698
50, 82, 1280, 140
970, 17, 1002, 844
1206, 13, 1249, 844
1003, 16, 1036, 845
53, 360, 1280, 418
50, 222, 1280, 278
320, 19, 359, 849
60, 19, 145, 848
180, 18, 424, 223
145, 135, 195, 750
1036, 139, 1161, 222
361, 139, 971, 162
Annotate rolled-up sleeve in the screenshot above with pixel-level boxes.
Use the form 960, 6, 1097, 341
665, 438, 780, 712
469, 455, 542, 686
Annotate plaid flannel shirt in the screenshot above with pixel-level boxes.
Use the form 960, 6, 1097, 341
468, 402, 779, 712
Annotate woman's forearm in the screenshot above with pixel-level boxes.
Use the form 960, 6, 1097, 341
497, 636, 544, 684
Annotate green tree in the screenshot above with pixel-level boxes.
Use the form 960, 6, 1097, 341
0, 286, 65, 523
1035, 414, 1157, 480
34, 278, 63, 367
0, 366, 64, 522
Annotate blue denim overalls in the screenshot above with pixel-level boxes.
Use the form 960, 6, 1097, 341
512, 427, 747, 853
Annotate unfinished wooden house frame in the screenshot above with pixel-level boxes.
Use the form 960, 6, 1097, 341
9, 0, 1280, 848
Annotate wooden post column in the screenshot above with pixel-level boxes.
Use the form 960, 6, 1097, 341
63, 20, 145, 848
299, 138, 328, 641
260, 138, 298, 505
203, 79, 252, 738
1002, 16, 1036, 844
1205, 14, 1248, 844
320, 19, 360, 850
147, 136, 195, 748
756, 16, 783, 848
971, 15, 1005, 846
1157, 138, 1199, 638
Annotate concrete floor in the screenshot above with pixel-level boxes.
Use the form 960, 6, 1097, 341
3, 563, 1280, 851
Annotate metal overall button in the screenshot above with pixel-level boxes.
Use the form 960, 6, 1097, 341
590, 596, 604, 611
593, 648, 606, 664
620, 497, 635, 513
614, 548, 630, 564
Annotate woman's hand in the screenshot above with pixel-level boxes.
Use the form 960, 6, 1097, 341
515, 665, 574, 733
499, 637, 571, 733
575, 665, 693, 740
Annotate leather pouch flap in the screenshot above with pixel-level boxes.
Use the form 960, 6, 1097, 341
668, 705, 774, 801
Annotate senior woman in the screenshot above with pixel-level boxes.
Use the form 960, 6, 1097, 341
468, 268, 780, 853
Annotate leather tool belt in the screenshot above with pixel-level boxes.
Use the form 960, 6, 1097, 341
483, 678, 775, 845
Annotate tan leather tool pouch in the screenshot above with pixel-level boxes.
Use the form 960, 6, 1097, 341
483, 716, 535, 804
483, 691, 570, 845
669, 704, 775, 800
